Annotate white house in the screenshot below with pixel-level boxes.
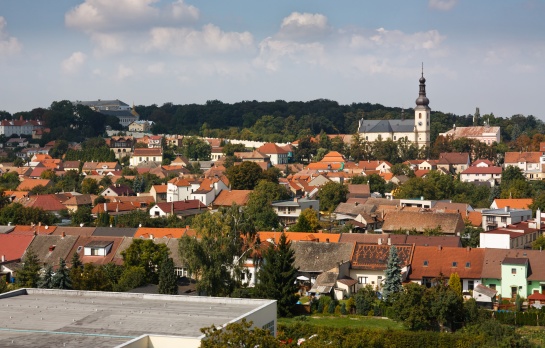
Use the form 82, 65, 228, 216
130, 148, 163, 166
271, 198, 319, 226
166, 177, 192, 202
257, 143, 288, 165
460, 166, 502, 186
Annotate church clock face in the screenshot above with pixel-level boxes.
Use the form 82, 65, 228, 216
418, 121, 423, 126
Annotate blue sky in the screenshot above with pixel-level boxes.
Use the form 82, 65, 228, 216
1, 0, 544, 120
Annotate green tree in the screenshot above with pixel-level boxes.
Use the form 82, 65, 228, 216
179, 207, 248, 296
462, 223, 483, 248
158, 255, 178, 295
52, 258, 72, 289
71, 205, 93, 226
244, 180, 288, 231
382, 246, 402, 300
354, 285, 377, 315
290, 209, 313, 232
200, 319, 279, 348
122, 239, 170, 284
448, 272, 462, 297
429, 280, 464, 331
532, 235, 545, 250
226, 161, 263, 190
114, 266, 147, 292
318, 181, 349, 211
81, 178, 100, 194
391, 282, 431, 330
255, 233, 299, 317
38, 264, 54, 289
16, 249, 41, 288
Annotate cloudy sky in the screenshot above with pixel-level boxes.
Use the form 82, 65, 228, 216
1, 0, 544, 119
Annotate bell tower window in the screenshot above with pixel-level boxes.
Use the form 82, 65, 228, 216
419, 113, 422, 119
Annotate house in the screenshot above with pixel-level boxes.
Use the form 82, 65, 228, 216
0, 234, 35, 282
62, 160, 81, 172
481, 249, 545, 300
350, 243, 415, 292
0, 117, 44, 136
257, 143, 288, 165
26, 234, 79, 268
91, 202, 142, 216
62, 194, 95, 213
75, 99, 139, 127
128, 120, 151, 132
100, 184, 135, 197
490, 198, 533, 210
460, 166, 502, 186
166, 177, 192, 202
408, 246, 485, 291
190, 176, 229, 206
130, 148, 163, 166
6, 137, 29, 148
107, 136, 134, 159
479, 212, 542, 249
212, 189, 252, 209
21, 194, 70, 216
291, 241, 355, 299
149, 200, 207, 219
472, 284, 498, 308
347, 184, 371, 199
150, 184, 167, 203
481, 207, 533, 231
504, 153, 541, 179
437, 152, 470, 174
439, 124, 500, 145
234, 150, 270, 166
148, 135, 163, 149
16, 178, 52, 191
66, 236, 124, 265
271, 198, 320, 226
382, 210, 465, 235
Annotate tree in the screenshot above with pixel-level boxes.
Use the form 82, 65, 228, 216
462, 223, 483, 248
179, 207, 247, 296
158, 255, 178, 295
38, 264, 54, 289
121, 239, 170, 284
318, 181, 349, 211
114, 266, 147, 292
532, 235, 545, 250
226, 161, 263, 190
448, 272, 462, 297
81, 178, 100, 194
392, 283, 431, 330
71, 205, 93, 226
354, 285, 377, 315
244, 180, 288, 231
16, 249, 41, 288
200, 319, 279, 348
429, 280, 464, 331
255, 233, 299, 317
52, 258, 72, 289
290, 209, 313, 232
382, 246, 402, 300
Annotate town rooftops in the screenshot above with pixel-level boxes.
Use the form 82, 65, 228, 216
350, 243, 414, 271
504, 152, 540, 164
291, 240, 354, 273
0, 234, 35, 262
409, 246, 485, 281
481, 249, 545, 280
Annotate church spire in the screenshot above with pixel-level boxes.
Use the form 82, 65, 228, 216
415, 63, 429, 107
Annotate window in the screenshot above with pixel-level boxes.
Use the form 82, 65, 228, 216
262, 320, 275, 334
419, 113, 422, 119
452, 262, 457, 267
466, 262, 471, 268
468, 280, 474, 291
423, 260, 429, 266
489, 284, 496, 290
512, 268, 517, 274
358, 276, 368, 284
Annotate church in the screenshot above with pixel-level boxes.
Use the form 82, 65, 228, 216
357, 71, 431, 148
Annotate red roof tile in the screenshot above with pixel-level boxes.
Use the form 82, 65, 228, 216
0, 234, 35, 262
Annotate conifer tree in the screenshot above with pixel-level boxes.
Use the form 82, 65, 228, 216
255, 232, 299, 317
448, 272, 462, 297
383, 245, 402, 300
16, 248, 41, 288
38, 264, 54, 289
158, 255, 178, 295
52, 258, 72, 289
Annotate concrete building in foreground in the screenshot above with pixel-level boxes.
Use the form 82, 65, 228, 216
0, 288, 277, 348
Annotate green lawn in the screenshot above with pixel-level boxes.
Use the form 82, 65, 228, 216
278, 315, 404, 330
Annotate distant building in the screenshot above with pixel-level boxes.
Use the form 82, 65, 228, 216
358, 70, 431, 149
74, 99, 139, 127
439, 124, 500, 145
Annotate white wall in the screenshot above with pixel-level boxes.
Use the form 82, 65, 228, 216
479, 233, 510, 249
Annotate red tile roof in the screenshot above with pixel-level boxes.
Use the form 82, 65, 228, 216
504, 152, 541, 164
17, 179, 52, 191
461, 166, 502, 174
258, 143, 288, 154
409, 246, 485, 281
492, 199, 533, 209
351, 243, 414, 270
0, 234, 35, 262
256, 231, 341, 243
213, 190, 252, 207
134, 227, 188, 239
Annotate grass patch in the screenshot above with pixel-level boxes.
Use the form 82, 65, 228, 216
516, 326, 545, 346
279, 315, 404, 330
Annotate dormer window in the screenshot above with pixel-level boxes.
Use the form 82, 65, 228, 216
452, 262, 457, 267
466, 262, 471, 268
84, 241, 114, 256
423, 260, 428, 267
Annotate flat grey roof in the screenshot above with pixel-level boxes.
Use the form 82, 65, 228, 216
0, 289, 274, 348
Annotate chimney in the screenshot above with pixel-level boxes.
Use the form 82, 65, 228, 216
505, 206, 509, 212
1, 255, 5, 262
466, 246, 471, 252
378, 238, 382, 245
438, 245, 442, 250
387, 237, 391, 245
453, 124, 456, 130
62, 232, 66, 238
150, 234, 154, 239
325, 238, 330, 243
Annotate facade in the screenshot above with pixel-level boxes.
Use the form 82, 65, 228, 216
74, 99, 140, 127
481, 207, 533, 231
128, 120, 151, 132
130, 148, 163, 166
271, 198, 320, 226
439, 124, 500, 145
258, 143, 289, 165
0, 118, 44, 136
460, 166, 502, 186
504, 153, 541, 179
358, 71, 431, 149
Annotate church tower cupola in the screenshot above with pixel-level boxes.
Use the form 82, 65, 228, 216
415, 68, 429, 107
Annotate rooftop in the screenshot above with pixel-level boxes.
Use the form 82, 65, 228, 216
0, 289, 275, 348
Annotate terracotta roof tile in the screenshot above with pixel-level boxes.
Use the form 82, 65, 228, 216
213, 190, 252, 207
0, 234, 35, 262
409, 246, 485, 281
504, 152, 541, 164
351, 243, 414, 270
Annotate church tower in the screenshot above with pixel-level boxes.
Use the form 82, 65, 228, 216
414, 66, 431, 148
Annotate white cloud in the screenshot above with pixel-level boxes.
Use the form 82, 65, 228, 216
116, 64, 134, 80
90, 32, 125, 56
147, 62, 165, 74
255, 37, 325, 72
367, 28, 445, 51
428, 0, 458, 11
145, 24, 253, 56
278, 12, 331, 41
66, 0, 198, 32
61, 51, 87, 74
0, 17, 22, 56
